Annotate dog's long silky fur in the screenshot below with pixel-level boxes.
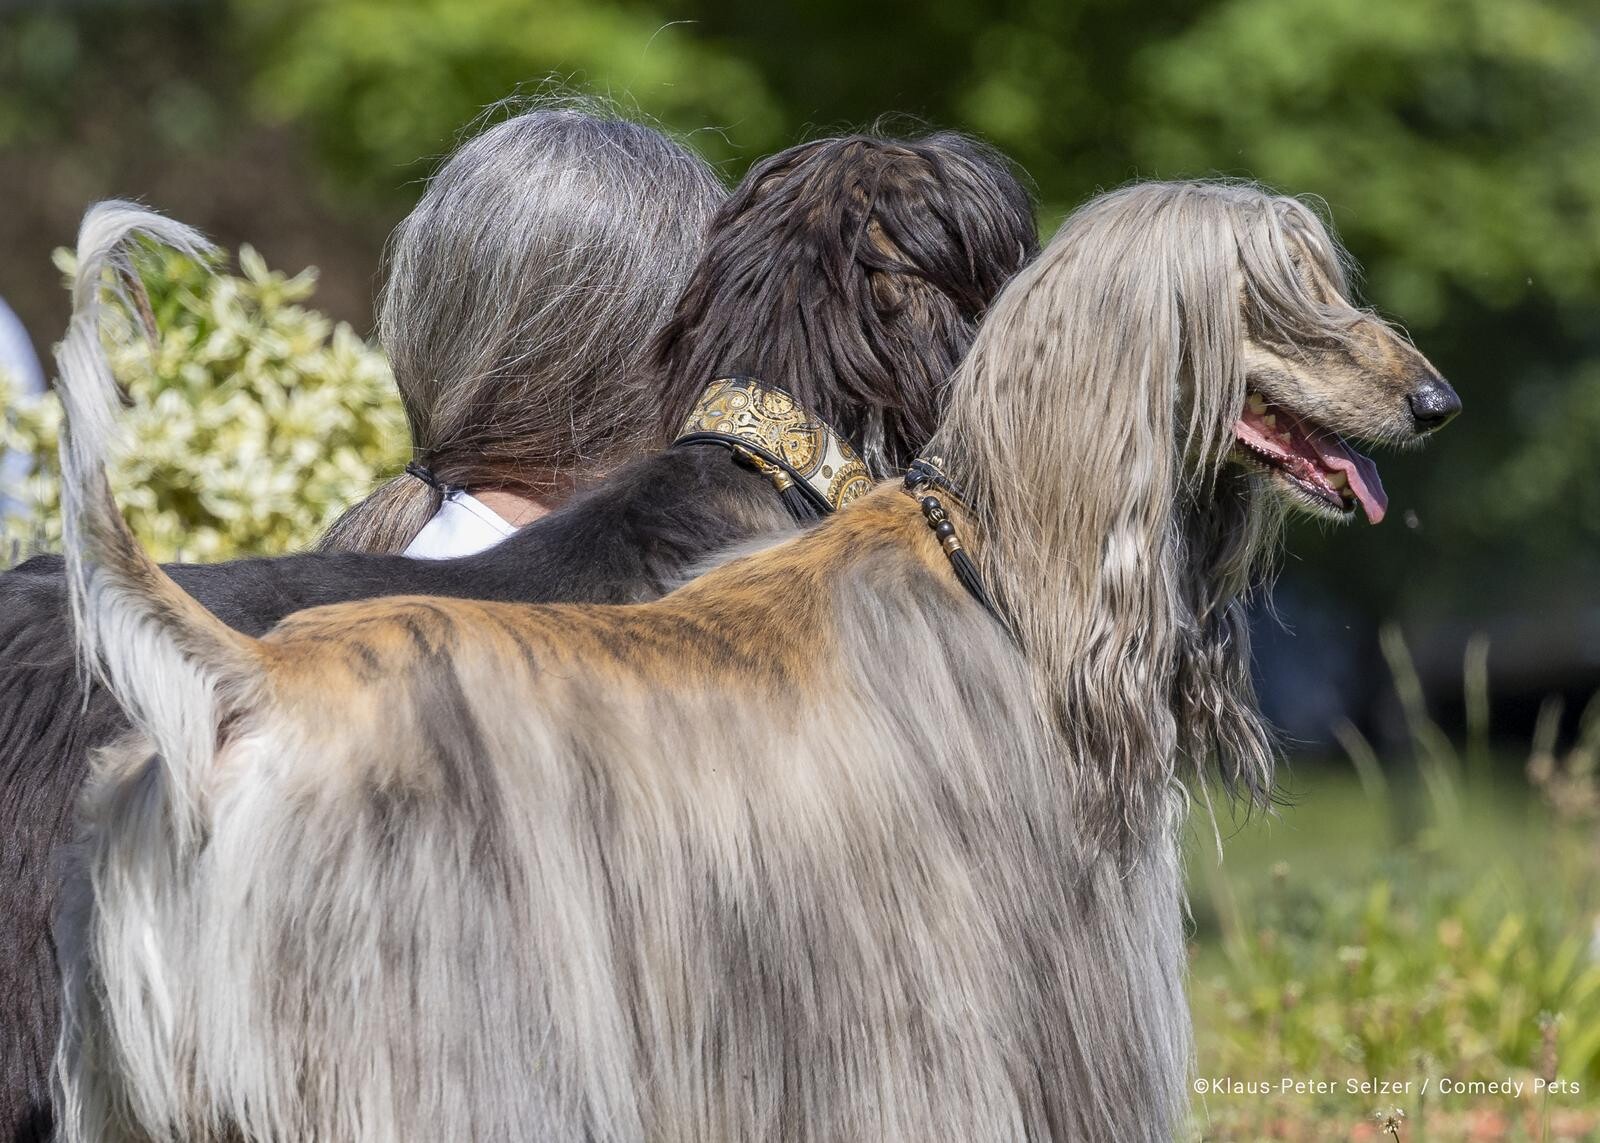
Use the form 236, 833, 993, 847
3, 132, 1038, 1142
55, 182, 1445, 1141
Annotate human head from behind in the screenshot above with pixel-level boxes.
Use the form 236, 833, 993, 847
320, 101, 725, 554
649, 130, 1039, 476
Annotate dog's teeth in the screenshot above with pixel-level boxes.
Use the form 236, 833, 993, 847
1247, 393, 1268, 413
1328, 471, 1349, 489
1262, 413, 1277, 428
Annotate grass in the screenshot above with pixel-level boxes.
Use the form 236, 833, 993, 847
1186, 631, 1600, 1141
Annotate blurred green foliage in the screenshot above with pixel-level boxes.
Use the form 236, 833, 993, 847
1189, 638, 1600, 1139
234, 0, 782, 193
0, 244, 402, 563
1, 0, 1597, 619
2, 9, 1598, 1134
1137, 0, 1600, 320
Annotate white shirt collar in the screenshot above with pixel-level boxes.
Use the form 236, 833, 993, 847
402, 489, 517, 560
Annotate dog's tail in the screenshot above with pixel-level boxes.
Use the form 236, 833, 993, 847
57, 202, 262, 831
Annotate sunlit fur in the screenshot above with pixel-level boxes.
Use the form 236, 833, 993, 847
55, 183, 1447, 1140
2, 132, 1036, 1143
929, 182, 1449, 849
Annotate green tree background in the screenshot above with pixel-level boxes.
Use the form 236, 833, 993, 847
7, 7, 1600, 1129
1, 0, 1596, 723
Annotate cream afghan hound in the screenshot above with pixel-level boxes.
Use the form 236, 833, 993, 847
53, 184, 1457, 1142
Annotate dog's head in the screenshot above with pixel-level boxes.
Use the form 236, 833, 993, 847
649, 131, 1039, 475
1229, 199, 1459, 524
932, 180, 1463, 833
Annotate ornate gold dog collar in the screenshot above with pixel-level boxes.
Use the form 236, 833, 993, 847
674, 376, 873, 514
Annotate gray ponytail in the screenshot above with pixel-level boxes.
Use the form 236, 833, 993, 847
321, 100, 724, 553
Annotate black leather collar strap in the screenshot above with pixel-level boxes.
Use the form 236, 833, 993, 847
674, 376, 873, 515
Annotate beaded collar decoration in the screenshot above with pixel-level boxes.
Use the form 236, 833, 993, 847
673, 376, 873, 516
903, 456, 1006, 627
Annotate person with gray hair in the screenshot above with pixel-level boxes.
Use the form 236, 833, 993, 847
320, 102, 725, 556
0, 100, 725, 1143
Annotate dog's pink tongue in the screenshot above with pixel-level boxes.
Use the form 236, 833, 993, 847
1311, 431, 1388, 524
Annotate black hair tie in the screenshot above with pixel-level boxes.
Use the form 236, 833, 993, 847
404, 462, 454, 494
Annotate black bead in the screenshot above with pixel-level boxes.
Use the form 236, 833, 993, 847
934, 520, 956, 539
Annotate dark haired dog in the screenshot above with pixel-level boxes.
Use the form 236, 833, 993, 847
652, 133, 1033, 472
0, 132, 1037, 1141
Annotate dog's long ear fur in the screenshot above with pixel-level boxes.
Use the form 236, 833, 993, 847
929, 183, 1286, 853
57, 203, 260, 832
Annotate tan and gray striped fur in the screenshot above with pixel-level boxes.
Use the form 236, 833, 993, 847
55, 185, 1449, 1141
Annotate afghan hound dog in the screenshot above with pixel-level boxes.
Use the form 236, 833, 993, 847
0, 134, 1035, 1142
53, 180, 1457, 1142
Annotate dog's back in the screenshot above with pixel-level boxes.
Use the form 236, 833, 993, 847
0, 439, 797, 1141
62, 493, 1190, 1141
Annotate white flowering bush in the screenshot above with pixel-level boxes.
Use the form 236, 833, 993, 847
0, 244, 404, 565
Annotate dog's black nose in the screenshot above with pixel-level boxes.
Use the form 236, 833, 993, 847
1407, 376, 1461, 432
